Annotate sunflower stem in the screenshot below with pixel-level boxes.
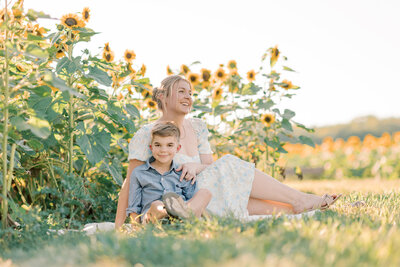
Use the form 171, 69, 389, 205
1, 0, 10, 230
67, 30, 74, 174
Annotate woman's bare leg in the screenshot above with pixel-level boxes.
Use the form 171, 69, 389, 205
247, 198, 294, 215
250, 169, 324, 213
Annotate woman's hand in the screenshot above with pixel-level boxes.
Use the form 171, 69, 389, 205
176, 162, 201, 184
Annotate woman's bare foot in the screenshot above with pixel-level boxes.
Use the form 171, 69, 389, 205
292, 193, 339, 214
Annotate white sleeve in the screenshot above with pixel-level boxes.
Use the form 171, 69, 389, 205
128, 125, 152, 161
191, 118, 213, 154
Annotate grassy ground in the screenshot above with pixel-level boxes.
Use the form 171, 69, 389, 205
1, 179, 399, 267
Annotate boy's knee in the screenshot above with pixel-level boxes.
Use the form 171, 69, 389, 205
150, 200, 164, 209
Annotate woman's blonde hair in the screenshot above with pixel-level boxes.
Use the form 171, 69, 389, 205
152, 75, 191, 110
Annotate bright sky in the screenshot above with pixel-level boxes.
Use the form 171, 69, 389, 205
24, 0, 400, 127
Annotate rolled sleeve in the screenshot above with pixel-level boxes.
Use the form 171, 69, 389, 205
126, 171, 143, 216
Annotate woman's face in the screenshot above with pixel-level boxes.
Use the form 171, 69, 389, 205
164, 80, 193, 115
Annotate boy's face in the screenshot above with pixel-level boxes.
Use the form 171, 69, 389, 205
149, 135, 181, 165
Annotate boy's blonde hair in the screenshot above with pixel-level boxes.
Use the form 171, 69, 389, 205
151, 122, 180, 142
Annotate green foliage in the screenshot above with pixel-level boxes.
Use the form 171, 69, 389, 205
1, 180, 400, 266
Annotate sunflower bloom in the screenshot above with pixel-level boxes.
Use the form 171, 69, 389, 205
180, 64, 190, 75
12, 7, 23, 21
230, 69, 238, 76
82, 7, 90, 22
247, 70, 256, 82
261, 113, 275, 127
141, 89, 151, 99
104, 42, 111, 52
167, 65, 173, 75
124, 49, 136, 63
215, 67, 226, 81
212, 87, 223, 100
103, 50, 114, 62
227, 60, 237, 70
187, 72, 200, 86
55, 43, 67, 58
146, 99, 157, 109
16, 63, 26, 72
60, 13, 85, 29
280, 79, 299, 90
201, 68, 211, 82
270, 45, 280, 67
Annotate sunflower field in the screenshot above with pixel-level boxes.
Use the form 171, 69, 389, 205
280, 132, 400, 180
0, 2, 317, 232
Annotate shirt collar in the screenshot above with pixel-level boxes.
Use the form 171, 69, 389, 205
145, 156, 179, 172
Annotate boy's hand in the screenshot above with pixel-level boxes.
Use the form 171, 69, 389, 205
176, 162, 198, 184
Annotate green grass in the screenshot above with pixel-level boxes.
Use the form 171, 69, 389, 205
1, 179, 400, 267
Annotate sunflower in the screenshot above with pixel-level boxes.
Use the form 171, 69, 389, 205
124, 49, 136, 63
229, 69, 238, 76
261, 113, 275, 127
187, 72, 200, 86
104, 42, 111, 52
0, 9, 13, 23
270, 45, 280, 67
55, 43, 67, 58
82, 7, 90, 22
33, 24, 47, 37
60, 13, 85, 29
215, 67, 226, 81
180, 64, 190, 75
12, 7, 23, 21
227, 60, 237, 70
247, 70, 256, 82
140, 64, 147, 76
102, 50, 114, 62
167, 65, 173, 75
141, 89, 151, 99
280, 79, 297, 90
212, 87, 223, 100
146, 99, 157, 109
16, 63, 26, 72
201, 68, 211, 82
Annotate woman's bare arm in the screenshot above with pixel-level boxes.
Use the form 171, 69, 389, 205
115, 159, 145, 229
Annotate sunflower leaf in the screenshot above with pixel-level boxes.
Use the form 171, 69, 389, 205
48, 73, 86, 99
256, 99, 275, 110
281, 119, 293, 132
283, 109, 296, 120
299, 135, 315, 147
125, 104, 140, 118
283, 66, 296, 72
87, 66, 112, 86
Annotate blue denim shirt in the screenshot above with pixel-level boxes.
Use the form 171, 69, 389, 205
126, 156, 198, 216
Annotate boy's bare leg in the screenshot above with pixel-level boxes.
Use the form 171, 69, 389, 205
187, 189, 212, 218
142, 200, 168, 224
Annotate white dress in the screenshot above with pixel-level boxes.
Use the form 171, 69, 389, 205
128, 118, 256, 218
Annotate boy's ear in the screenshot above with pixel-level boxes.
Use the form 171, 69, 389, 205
149, 144, 153, 151
176, 144, 181, 152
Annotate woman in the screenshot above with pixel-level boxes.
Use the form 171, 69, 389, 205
115, 75, 340, 228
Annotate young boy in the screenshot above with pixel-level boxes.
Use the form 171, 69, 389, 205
126, 122, 212, 224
